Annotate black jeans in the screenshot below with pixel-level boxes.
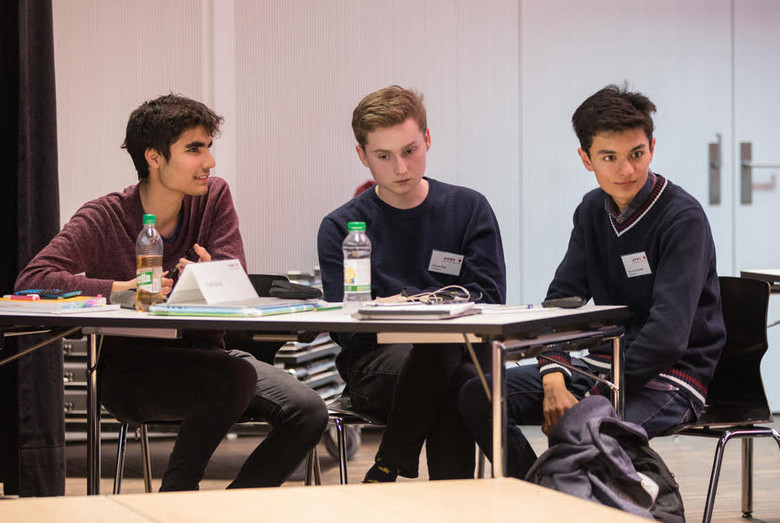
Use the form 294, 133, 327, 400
346, 343, 489, 479
99, 338, 328, 491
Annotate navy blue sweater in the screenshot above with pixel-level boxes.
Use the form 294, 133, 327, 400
543, 175, 725, 408
317, 178, 506, 377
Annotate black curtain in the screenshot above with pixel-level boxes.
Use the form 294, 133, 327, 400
1, 0, 65, 496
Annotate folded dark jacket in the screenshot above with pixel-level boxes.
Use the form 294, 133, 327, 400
269, 280, 323, 300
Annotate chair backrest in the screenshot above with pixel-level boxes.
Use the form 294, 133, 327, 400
700, 276, 772, 422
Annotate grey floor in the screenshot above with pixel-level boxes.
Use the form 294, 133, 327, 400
53, 421, 780, 522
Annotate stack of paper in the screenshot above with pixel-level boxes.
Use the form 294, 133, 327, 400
0, 295, 120, 314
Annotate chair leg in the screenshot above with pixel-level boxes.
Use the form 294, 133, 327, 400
304, 449, 313, 486
304, 447, 322, 486
334, 417, 349, 484
140, 424, 153, 493
741, 438, 754, 518
476, 447, 486, 479
702, 430, 734, 523
313, 446, 322, 485
113, 422, 129, 495
772, 429, 780, 450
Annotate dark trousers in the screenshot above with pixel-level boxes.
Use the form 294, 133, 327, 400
346, 343, 488, 479
99, 339, 328, 491
459, 360, 697, 479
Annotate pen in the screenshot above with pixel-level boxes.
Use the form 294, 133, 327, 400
314, 304, 343, 312
476, 304, 536, 314
4, 294, 41, 301
507, 304, 535, 313
168, 246, 199, 281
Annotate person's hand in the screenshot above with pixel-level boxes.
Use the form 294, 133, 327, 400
177, 243, 212, 275
192, 243, 211, 262
541, 372, 579, 435
110, 278, 137, 293
161, 275, 174, 296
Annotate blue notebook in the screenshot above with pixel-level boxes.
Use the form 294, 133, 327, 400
149, 301, 321, 317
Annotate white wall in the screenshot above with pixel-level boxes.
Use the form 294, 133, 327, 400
53, 0, 207, 215
229, 0, 520, 296
518, 0, 734, 302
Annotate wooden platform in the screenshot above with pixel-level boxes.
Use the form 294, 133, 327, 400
0, 478, 647, 522
2, 423, 780, 522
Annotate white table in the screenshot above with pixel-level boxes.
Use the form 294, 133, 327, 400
0, 305, 627, 494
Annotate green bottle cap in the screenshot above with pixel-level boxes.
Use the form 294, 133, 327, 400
142, 214, 156, 225
347, 221, 366, 231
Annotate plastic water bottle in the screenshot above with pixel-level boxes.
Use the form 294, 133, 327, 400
342, 221, 372, 311
135, 214, 164, 312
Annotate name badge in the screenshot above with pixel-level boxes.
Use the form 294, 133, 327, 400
621, 252, 652, 278
428, 249, 464, 276
169, 259, 256, 304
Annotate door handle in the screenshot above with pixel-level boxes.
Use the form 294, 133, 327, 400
740, 141, 780, 205
709, 135, 721, 205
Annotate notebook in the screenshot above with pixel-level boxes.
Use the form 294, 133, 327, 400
149, 302, 319, 317
353, 302, 480, 320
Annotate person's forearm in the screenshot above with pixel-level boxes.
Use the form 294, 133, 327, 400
542, 371, 567, 394
110, 279, 137, 294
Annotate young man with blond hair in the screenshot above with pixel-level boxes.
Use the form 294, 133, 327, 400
318, 85, 506, 482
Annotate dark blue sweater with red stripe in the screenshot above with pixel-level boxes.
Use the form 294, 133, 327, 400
541, 174, 726, 409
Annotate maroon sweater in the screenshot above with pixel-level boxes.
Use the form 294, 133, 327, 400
15, 177, 245, 348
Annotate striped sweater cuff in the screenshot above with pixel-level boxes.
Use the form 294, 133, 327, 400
537, 350, 572, 378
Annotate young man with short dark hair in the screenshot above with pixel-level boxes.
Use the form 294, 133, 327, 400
460, 84, 726, 479
317, 85, 506, 482
16, 94, 328, 491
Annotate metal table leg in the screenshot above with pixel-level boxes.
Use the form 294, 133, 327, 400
611, 334, 624, 419
490, 339, 506, 478
87, 333, 101, 495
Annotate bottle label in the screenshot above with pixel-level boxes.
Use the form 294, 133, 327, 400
137, 267, 162, 293
343, 258, 371, 292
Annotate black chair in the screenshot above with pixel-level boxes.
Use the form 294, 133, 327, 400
663, 276, 780, 522
111, 273, 321, 494
112, 420, 321, 494
326, 393, 488, 484
325, 394, 384, 484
